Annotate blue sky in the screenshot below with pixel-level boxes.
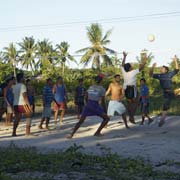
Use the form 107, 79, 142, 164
0, 0, 180, 68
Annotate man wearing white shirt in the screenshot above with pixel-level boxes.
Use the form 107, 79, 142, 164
12, 73, 32, 137
121, 52, 147, 124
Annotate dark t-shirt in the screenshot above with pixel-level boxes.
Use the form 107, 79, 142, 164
153, 69, 179, 90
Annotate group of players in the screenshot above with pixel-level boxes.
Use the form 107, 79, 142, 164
0, 52, 179, 138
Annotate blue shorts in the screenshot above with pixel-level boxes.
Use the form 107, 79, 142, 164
81, 100, 105, 117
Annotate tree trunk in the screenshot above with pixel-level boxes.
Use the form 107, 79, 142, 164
62, 62, 65, 76
12, 58, 16, 80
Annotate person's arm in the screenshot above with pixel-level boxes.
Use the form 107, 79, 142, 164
119, 88, 125, 100
42, 88, 46, 107
3, 87, 10, 107
105, 84, 112, 96
149, 63, 157, 77
122, 51, 127, 67
139, 54, 148, 71
52, 84, 56, 94
85, 91, 88, 103
101, 96, 107, 112
74, 87, 78, 105
22, 92, 32, 112
64, 85, 68, 102
173, 55, 179, 70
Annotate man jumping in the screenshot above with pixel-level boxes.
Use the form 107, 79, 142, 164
149, 55, 179, 127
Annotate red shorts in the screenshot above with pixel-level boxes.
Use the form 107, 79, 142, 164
53, 102, 66, 111
14, 105, 31, 114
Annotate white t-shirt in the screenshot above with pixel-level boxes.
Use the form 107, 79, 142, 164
121, 67, 139, 89
13, 83, 27, 105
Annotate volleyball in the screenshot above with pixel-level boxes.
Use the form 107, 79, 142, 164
148, 34, 155, 42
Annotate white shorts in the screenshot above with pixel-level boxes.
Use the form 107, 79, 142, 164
107, 100, 126, 116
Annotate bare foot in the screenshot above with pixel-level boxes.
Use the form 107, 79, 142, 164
66, 134, 73, 139
45, 127, 50, 130
38, 125, 43, 129
12, 133, 17, 137
158, 119, 165, 127
148, 118, 153, 125
94, 133, 104, 137
129, 118, 136, 124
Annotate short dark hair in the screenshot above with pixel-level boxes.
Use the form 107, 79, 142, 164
46, 78, 52, 83
124, 63, 131, 72
163, 65, 169, 72
78, 78, 83, 82
26, 79, 31, 83
114, 74, 120, 78
57, 76, 63, 81
140, 78, 146, 83
94, 76, 103, 84
16, 73, 24, 82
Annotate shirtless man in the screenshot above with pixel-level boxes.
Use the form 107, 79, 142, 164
106, 74, 129, 128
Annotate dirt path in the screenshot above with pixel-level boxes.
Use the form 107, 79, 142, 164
0, 115, 180, 172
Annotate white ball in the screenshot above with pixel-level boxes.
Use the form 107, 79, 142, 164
148, 34, 155, 42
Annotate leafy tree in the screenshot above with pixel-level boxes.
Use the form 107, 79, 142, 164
18, 36, 37, 75
55, 42, 76, 75
77, 23, 116, 70
2, 43, 18, 78
36, 39, 55, 76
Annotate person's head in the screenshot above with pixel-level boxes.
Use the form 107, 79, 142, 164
94, 75, 103, 84
6, 76, 15, 86
140, 78, 146, 86
78, 78, 84, 85
26, 79, 31, 85
124, 63, 132, 72
16, 73, 24, 83
46, 78, 53, 86
114, 74, 121, 82
161, 65, 169, 74
57, 76, 63, 84
11, 76, 16, 84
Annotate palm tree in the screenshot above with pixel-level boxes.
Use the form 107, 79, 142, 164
18, 36, 37, 75
76, 23, 116, 70
55, 42, 76, 75
36, 39, 55, 73
3, 43, 18, 78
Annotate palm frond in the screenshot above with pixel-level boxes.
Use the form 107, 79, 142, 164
76, 47, 90, 53
103, 47, 117, 54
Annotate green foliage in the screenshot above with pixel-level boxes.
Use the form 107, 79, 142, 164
0, 144, 179, 180
0, 62, 14, 82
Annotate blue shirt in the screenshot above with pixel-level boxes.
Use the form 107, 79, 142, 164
140, 84, 149, 103
43, 85, 54, 106
7, 88, 14, 106
153, 69, 179, 90
54, 84, 66, 103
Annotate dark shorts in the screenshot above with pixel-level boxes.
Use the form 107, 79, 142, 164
125, 86, 138, 101
163, 91, 175, 111
14, 105, 31, 114
141, 103, 149, 114
81, 100, 105, 117
76, 97, 85, 107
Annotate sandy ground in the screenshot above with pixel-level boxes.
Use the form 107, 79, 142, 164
0, 114, 180, 172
